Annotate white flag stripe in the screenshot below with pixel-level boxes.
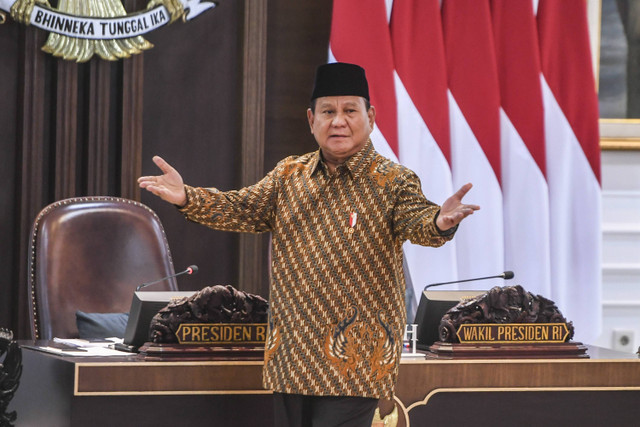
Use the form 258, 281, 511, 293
491, 0, 550, 301
449, 92, 504, 285
395, 77, 452, 217
395, 73, 458, 290
500, 107, 552, 297
370, 127, 399, 164
542, 77, 602, 343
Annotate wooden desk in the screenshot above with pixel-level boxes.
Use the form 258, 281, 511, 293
10, 344, 272, 427
392, 346, 640, 426
9, 344, 640, 426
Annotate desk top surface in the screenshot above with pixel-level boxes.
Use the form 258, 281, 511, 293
16, 341, 640, 399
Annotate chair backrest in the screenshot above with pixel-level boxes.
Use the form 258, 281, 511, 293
28, 197, 178, 340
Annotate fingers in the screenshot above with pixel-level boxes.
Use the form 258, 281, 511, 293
152, 155, 176, 175
140, 183, 186, 206
137, 175, 160, 189
456, 205, 479, 218
454, 182, 473, 200
145, 184, 169, 199
439, 205, 478, 228
462, 204, 480, 213
138, 156, 171, 190
137, 156, 180, 186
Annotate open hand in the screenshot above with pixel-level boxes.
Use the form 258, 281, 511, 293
138, 156, 187, 207
436, 183, 480, 231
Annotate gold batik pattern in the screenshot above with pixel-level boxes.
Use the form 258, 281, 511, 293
179, 141, 455, 399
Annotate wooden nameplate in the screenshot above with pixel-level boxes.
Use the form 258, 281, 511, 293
138, 342, 265, 361
425, 341, 589, 359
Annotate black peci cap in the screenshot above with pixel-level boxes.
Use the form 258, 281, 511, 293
310, 62, 370, 101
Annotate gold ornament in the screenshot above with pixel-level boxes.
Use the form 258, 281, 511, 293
41, 0, 153, 62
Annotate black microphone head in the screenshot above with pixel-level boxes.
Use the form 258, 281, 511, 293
187, 265, 199, 275
503, 271, 514, 280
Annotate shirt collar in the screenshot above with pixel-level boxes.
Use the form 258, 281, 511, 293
307, 139, 376, 179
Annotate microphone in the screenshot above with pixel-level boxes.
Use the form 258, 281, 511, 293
136, 265, 198, 291
423, 271, 514, 290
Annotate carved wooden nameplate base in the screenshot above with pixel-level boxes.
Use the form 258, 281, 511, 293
424, 322, 588, 359
138, 342, 265, 361
425, 341, 589, 359
138, 322, 267, 360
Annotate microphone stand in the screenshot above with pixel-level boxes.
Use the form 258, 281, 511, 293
424, 271, 514, 290
136, 265, 198, 291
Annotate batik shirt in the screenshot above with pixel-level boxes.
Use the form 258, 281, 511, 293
179, 141, 455, 399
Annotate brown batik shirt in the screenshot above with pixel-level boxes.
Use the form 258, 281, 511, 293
179, 141, 455, 399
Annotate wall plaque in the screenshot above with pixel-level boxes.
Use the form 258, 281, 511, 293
0, 0, 217, 61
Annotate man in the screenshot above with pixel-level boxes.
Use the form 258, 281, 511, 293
139, 62, 478, 426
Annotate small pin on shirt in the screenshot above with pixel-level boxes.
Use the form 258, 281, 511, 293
349, 212, 358, 228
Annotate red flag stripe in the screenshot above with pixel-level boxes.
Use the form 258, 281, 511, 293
443, 0, 502, 183
330, 0, 398, 155
491, 0, 546, 176
537, 0, 601, 183
390, 0, 451, 164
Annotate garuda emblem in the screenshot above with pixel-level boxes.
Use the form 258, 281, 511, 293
324, 306, 398, 381
0, 0, 217, 61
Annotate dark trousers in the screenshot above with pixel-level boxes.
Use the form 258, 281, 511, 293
273, 392, 379, 427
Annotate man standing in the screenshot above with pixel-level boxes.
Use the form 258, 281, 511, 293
139, 62, 478, 426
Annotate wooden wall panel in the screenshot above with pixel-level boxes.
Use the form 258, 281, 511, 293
120, 0, 146, 200
0, 0, 333, 336
54, 61, 78, 199
86, 61, 112, 195
121, 55, 144, 200
265, 0, 332, 169
14, 26, 52, 338
140, 0, 244, 293
238, 0, 268, 297
0, 19, 21, 334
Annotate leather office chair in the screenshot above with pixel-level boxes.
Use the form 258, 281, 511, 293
28, 197, 178, 340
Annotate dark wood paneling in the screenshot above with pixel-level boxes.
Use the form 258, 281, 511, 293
0, 19, 20, 332
86, 61, 112, 195
120, 0, 146, 200
238, 0, 268, 297
265, 1, 333, 170
120, 55, 144, 200
54, 61, 78, 199
141, 0, 245, 292
1, 0, 334, 336
15, 26, 51, 338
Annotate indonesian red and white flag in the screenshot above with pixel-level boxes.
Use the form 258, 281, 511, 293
538, 0, 602, 342
327, 0, 601, 339
491, 0, 551, 298
442, 0, 505, 284
329, 0, 398, 162
391, 0, 458, 290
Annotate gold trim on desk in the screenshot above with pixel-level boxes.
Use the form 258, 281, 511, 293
399, 356, 640, 365
75, 389, 273, 397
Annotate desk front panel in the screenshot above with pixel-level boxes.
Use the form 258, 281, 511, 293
75, 360, 267, 395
